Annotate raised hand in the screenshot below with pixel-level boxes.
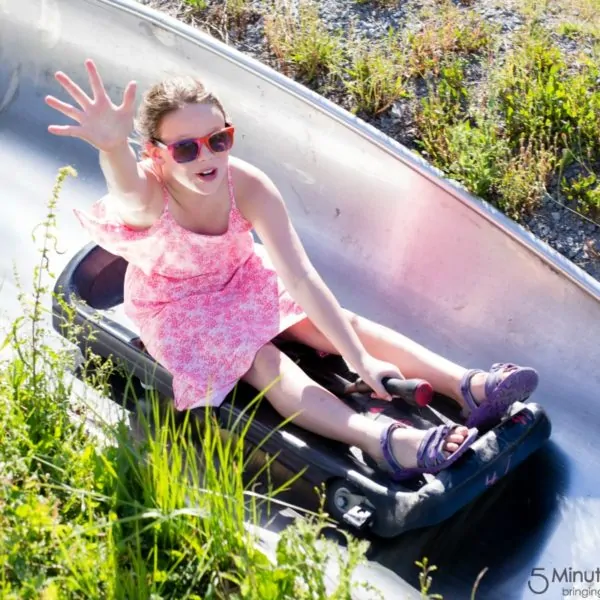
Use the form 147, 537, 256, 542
45, 59, 137, 152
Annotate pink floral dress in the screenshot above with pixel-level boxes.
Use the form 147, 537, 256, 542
74, 164, 307, 410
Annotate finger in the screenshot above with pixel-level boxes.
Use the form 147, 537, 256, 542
85, 59, 108, 103
54, 71, 92, 109
47, 124, 83, 138
119, 80, 137, 111
382, 368, 405, 381
370, 386, 392, 401
45, 95, 83, 123
445, 442, 459, 453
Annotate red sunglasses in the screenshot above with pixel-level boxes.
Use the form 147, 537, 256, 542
153, 126, 235, 163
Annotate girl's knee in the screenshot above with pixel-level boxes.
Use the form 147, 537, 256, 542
245, 342, 281, 381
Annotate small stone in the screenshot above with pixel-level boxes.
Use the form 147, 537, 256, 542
551, 212, 561, 222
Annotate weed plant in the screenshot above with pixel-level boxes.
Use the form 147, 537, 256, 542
263, 0, 344, 86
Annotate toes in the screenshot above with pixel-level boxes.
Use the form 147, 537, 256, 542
446, 427, 469, 444
445, 441, 460, 453
446, 433, 464, 445
444, 426, 470, 453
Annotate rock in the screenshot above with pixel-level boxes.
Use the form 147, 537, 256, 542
538, 224, 550, 237
551, 211, 561, 222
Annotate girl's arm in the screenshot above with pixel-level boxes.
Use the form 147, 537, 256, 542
99, 142, 162, 228
46, 60, 161, 228
99, 141, 146, 198
241, 166, 370, 371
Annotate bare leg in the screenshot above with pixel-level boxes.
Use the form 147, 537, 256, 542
280, 312, 498, 413
242, 343, 471, 470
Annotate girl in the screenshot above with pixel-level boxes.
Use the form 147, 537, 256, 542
45, 60, 539, 481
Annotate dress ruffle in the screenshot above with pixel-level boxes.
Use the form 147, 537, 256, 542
73, 196, 167, 275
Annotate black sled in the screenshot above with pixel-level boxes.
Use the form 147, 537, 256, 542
52, 243, 552, 538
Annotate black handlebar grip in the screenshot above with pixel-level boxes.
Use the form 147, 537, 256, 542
344, 377, 433, 407
382, 377, 432, 407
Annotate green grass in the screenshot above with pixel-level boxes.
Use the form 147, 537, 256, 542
341, 28, 411, 116
553, 0, 600, 38
407, 2, 495, 78
561, 168, 600, 216
186, 0, 209, 10
557, 21, 600, 41
263, 0, 345, 86
493, 31, 600, 156
411, 22, 600, 219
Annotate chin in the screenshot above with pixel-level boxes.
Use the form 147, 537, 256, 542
190, 172, 226, 195
190, 176, 222, 195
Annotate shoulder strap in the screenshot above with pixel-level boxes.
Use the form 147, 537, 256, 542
226, 163, 236, 207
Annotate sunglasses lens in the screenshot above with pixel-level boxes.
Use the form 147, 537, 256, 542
172, 140, 200, 163
208, 130, 233, 153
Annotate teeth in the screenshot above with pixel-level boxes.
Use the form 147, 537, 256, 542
200, 169, 215, 176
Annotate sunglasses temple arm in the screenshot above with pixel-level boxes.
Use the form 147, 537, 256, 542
151, 139, 167, 150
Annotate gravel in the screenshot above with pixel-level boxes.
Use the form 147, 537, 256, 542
139, 0, 600, 283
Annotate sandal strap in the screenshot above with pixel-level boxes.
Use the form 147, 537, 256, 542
490, 362, 518, 373
462, 364, 519, 408
380, 421, 409, 473
417, 424, 453, 470
460, 369, 485, 412
485, 363, 519, 397
379, 422, 476, 479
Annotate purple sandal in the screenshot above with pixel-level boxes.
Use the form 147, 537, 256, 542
378, 422, 479, 482
460, 362, 539, 430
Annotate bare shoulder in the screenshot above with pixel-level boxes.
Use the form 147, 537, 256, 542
228, 156, 285, 224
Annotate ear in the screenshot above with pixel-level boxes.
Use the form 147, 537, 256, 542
145, 141, 164, 164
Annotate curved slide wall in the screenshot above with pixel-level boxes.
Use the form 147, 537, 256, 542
1, 0, 600, 597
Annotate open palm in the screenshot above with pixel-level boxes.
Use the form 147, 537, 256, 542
45, 59, 137, 152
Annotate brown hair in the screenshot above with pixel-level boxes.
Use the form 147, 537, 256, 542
135, 75, 230, 143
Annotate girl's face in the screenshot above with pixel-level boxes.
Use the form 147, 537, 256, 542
150, 102, 231, 196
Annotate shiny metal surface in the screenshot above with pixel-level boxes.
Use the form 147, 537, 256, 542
1, 0, 599, 597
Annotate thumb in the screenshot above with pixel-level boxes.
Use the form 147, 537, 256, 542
369, 377, 392, 401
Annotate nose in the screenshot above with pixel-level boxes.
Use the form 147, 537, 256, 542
197, 140, 213, 161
